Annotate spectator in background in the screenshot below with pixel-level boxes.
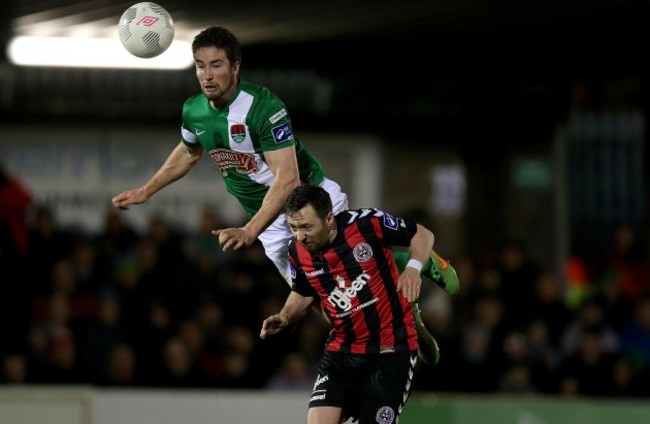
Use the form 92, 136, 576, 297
527, 271, 574, 347
608, 354, 650, 398
130, 301, 174, 384
525, 320, 562, 393
156, 336, 210, 388
447, 323, 500, 392
619, 298, 650, 373
77, 289, 129, 383
1, 353, 28, 384
22, 325, 50, 383
26, 206, 76, 292
561, 298, 619, 357
265, 352, 315, 391
0, 163, 32, 262
0, 163, 33, 353
557, 328, 618, 396
495, 237, 540, 326
32, 292, 83, 383
592, 269, 636, 332
99, 343, 139, 387
598, 222, 649, 304
94, 210, 139, 272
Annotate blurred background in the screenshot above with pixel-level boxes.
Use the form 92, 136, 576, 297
1, 1, 649, 423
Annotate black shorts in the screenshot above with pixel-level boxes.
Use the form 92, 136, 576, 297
309, 350, 418, 424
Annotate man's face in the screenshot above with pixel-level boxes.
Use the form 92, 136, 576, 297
193, 46, 239, 106
287, 204, 333, 252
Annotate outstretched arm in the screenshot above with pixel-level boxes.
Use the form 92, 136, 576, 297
214, 145, 300, 250
260, 291, 315, 339
112, 141, 203, 210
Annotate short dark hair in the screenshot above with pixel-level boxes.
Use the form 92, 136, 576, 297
192, 26, 242, 65
285, 184, 332, 219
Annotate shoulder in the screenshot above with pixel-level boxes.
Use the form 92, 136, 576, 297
338, 208, 404, 231
182, 94, 207, 114
288, 238, 297, 252
239, 80, 286, 110
183, 93, 205, 106
239, 80, 276, 98
337, 208, 386, 224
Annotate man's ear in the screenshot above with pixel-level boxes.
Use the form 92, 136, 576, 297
326, 212, 335, 226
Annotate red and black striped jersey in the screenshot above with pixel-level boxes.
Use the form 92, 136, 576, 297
288, 208, 419, 354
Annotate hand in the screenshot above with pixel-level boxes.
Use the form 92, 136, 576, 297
112, 188, 148, 210
260, 314, 288, 339
397, 267, 421, 303
212, 227, 257, 251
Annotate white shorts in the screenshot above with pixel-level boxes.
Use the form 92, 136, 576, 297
258, 178, 349, 285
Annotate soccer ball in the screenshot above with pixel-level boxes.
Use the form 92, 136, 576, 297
118, 2, 175, 58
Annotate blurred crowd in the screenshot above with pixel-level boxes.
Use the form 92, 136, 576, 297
1, 166, 650, 398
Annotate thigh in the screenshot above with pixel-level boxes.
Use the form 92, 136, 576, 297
357, 352, 418, 424
309, 351, 364, 411
319, 178, 349, 215
257, 212, 293, 285
308, 406, 343, 424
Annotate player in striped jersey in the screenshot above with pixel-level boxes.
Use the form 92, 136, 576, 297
260, 184, 433, 424
111, 25, 458, 365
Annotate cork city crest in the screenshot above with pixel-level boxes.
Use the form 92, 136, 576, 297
230, 124, 247, 143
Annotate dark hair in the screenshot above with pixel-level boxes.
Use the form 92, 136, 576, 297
285, 184, 332, 219
192, 26, 242, 65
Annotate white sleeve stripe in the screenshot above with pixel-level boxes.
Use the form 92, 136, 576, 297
181, 127, 199, 144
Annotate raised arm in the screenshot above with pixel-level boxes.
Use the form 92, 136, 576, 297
112, 141, 203, 210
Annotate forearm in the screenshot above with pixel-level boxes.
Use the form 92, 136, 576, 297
143, 142, 202, 197
261, 291, 314, 338
409, 224, 435, 266
279, 291, 314, 325
244, 170, 299, 237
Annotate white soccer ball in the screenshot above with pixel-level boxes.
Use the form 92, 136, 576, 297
118, 2, 175, 58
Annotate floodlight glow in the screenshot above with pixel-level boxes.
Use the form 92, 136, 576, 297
7, 36, 194, 70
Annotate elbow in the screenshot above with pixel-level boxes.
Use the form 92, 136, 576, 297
289, 173, 301, 188
283, 174, 301, 192
418, 224, 434, 244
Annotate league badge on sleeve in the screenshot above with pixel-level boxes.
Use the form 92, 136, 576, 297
271, 122, 295, 144
383, 213, 398, 230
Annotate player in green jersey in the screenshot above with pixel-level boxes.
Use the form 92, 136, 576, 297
111, 26, 458, 365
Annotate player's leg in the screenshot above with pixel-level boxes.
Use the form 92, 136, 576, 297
392, 249, 458, 365
392, 250, 460, 295
309, 351, 357, 424
257, 212, 295, 286
412, 302, 440, 365
308, 407, 343, 424
319, 178, 349, 215
357, 351, 417, 424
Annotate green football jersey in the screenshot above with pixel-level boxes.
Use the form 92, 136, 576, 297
181, 80, 325, 218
